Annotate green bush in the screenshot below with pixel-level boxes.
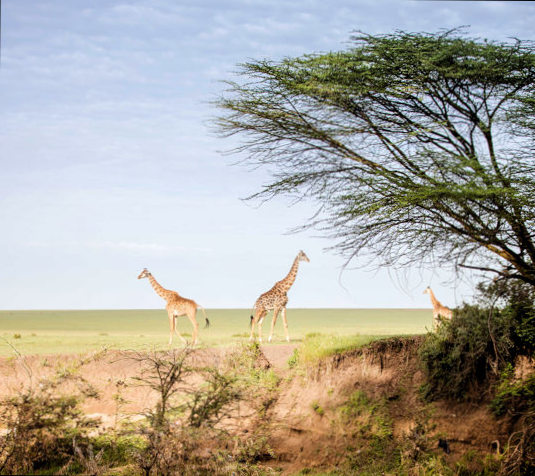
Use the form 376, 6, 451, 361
497, 282, 535, 357
287, 348, 300, 368
419, 305, 503, 400
337, 390, 398, 474
419, 280, 534, 402
311, 400, 325, 416
0, 360, 101, 475
490, 364, 535, 417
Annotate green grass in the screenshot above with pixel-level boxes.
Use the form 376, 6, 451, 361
0, 308, 432, 356
299, 333, 389, 363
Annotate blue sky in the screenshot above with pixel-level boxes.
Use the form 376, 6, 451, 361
1, 1, 534, 310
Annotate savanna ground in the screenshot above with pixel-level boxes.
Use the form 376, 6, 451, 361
0, 309, 532, 475
0, 308, 431, 355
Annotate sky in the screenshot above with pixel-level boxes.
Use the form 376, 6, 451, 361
1, 0, 534, 310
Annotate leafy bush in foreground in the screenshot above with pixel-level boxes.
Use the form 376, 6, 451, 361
419, 280, 534, 402
490, 365, 535, 418
0, 354, 102, 475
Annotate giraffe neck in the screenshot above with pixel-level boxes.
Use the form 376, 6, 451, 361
147, 274, 173, 301
278, 256, 301, 292
427, 289, 441, 309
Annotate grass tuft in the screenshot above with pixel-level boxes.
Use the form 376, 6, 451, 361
299, 333, 387, 363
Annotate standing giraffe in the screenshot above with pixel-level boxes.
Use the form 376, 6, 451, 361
423, 286, 453, 328
137, 268, 209, 345
250, 250, 310, 343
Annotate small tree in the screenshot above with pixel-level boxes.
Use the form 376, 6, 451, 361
0, 351, 102, 475
215, 29, 535, 285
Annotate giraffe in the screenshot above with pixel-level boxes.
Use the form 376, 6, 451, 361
137, 268, 209, 345
423, 286, 453, 328
250, 250, 310, 343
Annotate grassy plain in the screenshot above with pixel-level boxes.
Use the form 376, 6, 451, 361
0, 308, 432, 356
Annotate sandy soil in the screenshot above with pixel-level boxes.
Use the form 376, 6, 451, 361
1, 340, 526, 474
0, 344, 297, 428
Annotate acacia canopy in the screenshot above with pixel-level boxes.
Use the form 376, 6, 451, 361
215, 30, 535, 285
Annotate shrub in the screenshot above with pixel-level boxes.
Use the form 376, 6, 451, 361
233, 430, 275, 465
337, 390, 398, 473
186, 367, 240, 428
419, 305, 505, 400
0, 355, 102, 475
490, 364, 535, 418
311, 400, 325, 416
122, 344, 278, 475
494, 281, 535, 358
287, 348, 300, 368
0, 393, 98, 474
419, 280, 535, 401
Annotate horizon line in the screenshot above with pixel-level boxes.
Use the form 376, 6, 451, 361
0, 307, 431, 312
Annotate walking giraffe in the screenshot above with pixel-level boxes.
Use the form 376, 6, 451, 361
423, 286, 453, 328
250, 250, 310, 343
137, 268, 209, 345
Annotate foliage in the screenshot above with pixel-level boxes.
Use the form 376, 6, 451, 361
338, 390, 393, 440
232, 429, 275, 465
420, 280, 535, 401
500, 416, 535, 476
0, 353, 102, 475
119, 344, 281, 475
186, 367, 240, 428
477, 279, 535, 357
299, 333, 384, 364
490, 365, 534, 476
490, 365, 535, 418
287, 347, 300, 368
0, 345, 281, 475
91, 433, 146, 467
336, 390, 398, 474
0, 393, 97, 475
311, 400, 325, 416
225, 342, 280, 391
419, 304, 508, 401
215, 29, 535, 285
126, 347, 195, 430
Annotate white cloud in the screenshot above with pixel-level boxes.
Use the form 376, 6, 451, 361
26, 240, 211, 255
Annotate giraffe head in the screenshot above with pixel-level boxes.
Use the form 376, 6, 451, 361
298, 250, 310, 263
423, 286, 431, 295
137, 268, 151, 279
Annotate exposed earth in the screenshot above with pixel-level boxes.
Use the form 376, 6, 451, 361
0, 339, 527, 474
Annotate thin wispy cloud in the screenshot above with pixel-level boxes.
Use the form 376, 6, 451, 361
26, 240, 212, 255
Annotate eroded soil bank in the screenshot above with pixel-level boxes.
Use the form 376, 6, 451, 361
265, 337, 523, 474
1, 339, 531, 474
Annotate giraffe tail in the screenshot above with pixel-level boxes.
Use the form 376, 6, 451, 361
249, 305, 256, 328
199, 305, 210, 328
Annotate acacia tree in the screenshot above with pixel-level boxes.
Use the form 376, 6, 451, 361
215, 30, 535, 285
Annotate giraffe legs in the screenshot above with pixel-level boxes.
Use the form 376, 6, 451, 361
186, 309, 199, 345
168, 312, 174, 345
268, 307, 280, 343
281, 307, 290, 342
170, 313, 187, 345
168, 312, 177, 345
173, 318, 187, 344
250, 309, 267, 342
258, 312, 267, 343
